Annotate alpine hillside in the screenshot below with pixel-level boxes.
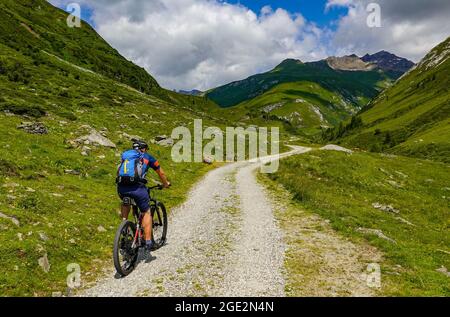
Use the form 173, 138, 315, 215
0, 0, 225, 296
207, 53, 413, 136
327, 36, 450, 163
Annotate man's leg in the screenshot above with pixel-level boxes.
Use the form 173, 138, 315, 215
121, 204, 131, 220
142, 210, 153, 242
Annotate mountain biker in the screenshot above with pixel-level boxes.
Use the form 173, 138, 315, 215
116, 140, 170, 252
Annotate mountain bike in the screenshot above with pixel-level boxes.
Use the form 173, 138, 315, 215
113, 184, 168, 277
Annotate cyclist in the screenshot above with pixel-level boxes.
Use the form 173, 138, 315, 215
116, 140, 170, 252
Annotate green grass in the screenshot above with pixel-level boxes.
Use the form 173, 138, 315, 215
267, 150, 450, 296
0, 0, 230, 296
225, 81, 357, 138
207, 58, 395, 108
331, 37, 450, 163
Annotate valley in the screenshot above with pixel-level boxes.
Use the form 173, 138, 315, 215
0, 0, 448, 297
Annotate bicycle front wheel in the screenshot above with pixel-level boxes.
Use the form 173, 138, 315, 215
151, 202, 167, 249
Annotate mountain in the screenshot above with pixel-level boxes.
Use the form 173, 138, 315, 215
328, 37, 450, 163
206, 54, 413, 135
362, 51, 415, 75
326, 55, 376, 71
207, 57, 398, 109
177, 89, 203, 96
0, 0, 225, 296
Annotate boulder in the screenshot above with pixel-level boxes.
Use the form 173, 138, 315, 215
320, 144, 353, 154
17, 122, 48, 135
156, 138, 174, 147
372, 203, 400, 214
74, 129, 116, 148
0, 212, 20, 226
154, 135, 168, 142
203, 156, 214, 165
64, 169, 81, 176
357, 227, 396, 244
38, 253, 50, 273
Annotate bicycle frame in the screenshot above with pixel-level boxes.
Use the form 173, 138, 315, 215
129, 188, 159, 249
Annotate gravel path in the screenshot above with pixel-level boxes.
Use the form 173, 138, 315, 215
81, 146, 310, 297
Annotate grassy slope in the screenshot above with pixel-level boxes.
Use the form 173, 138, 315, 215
336, 37, 450, 163
0, 1, 228, 296
267, 150, 449, 296
225, 81, 357, 137
0, 0, 162, 97
207, 59, 394, 109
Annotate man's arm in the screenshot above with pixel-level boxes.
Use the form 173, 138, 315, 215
155, 167, 170, 188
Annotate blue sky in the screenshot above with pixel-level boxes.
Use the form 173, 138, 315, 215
62, 0, 348, 29
224, 0, 349, 27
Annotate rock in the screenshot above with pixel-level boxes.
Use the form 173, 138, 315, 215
154, 135, 168, 142
97, 155, 106, 159
17, 122, 48, 135
74, 129, 116, 148
38, 253, 50, 273
436, 266, 450, 277
2, 183, 20, 188
0, 212, 20, 226
6, 194, 17, 200
81, 151, 88, 156
387, 180, 402, 188
69, 238, 76, 244
395, 171, 408, 178
64, 169, 81, 176
52, 292, 63, 297
395, 216, 415, 226
120, 132, 143, 141
39, 232, 49, 241
156, 138, 174, 147
17, 233, 23, 241
372, 203, 400, 214
320, 144, 353, 153
203, 156, 214, 165
97, 225, 106, 232
26, 187, 36, 192
357, 227, 396, 244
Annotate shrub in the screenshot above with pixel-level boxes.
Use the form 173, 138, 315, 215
0, 103, 46, 117
0, 159, 19, 177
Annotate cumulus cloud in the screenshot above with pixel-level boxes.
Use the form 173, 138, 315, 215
327, 0, 450, 62
50, 0, 327, 90
48, 0, 449, 90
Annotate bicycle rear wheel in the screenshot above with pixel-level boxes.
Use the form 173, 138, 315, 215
151, 202, 167, 249
113, 220, 139, 277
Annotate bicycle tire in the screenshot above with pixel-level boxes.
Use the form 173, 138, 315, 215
113, 220, 138, 277
152, 202, 168, 249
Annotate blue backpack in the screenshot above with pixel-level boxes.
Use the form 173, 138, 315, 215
117, 150, 144, 184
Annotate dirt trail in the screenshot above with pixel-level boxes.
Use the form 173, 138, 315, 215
81, 146, 381, 297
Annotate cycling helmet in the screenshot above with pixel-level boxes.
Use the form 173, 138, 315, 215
132, 139, 148, 150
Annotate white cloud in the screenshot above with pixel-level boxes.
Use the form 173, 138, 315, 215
48, 0, 450, 90
327, 0, 450, 62
49, 0, 327, 90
